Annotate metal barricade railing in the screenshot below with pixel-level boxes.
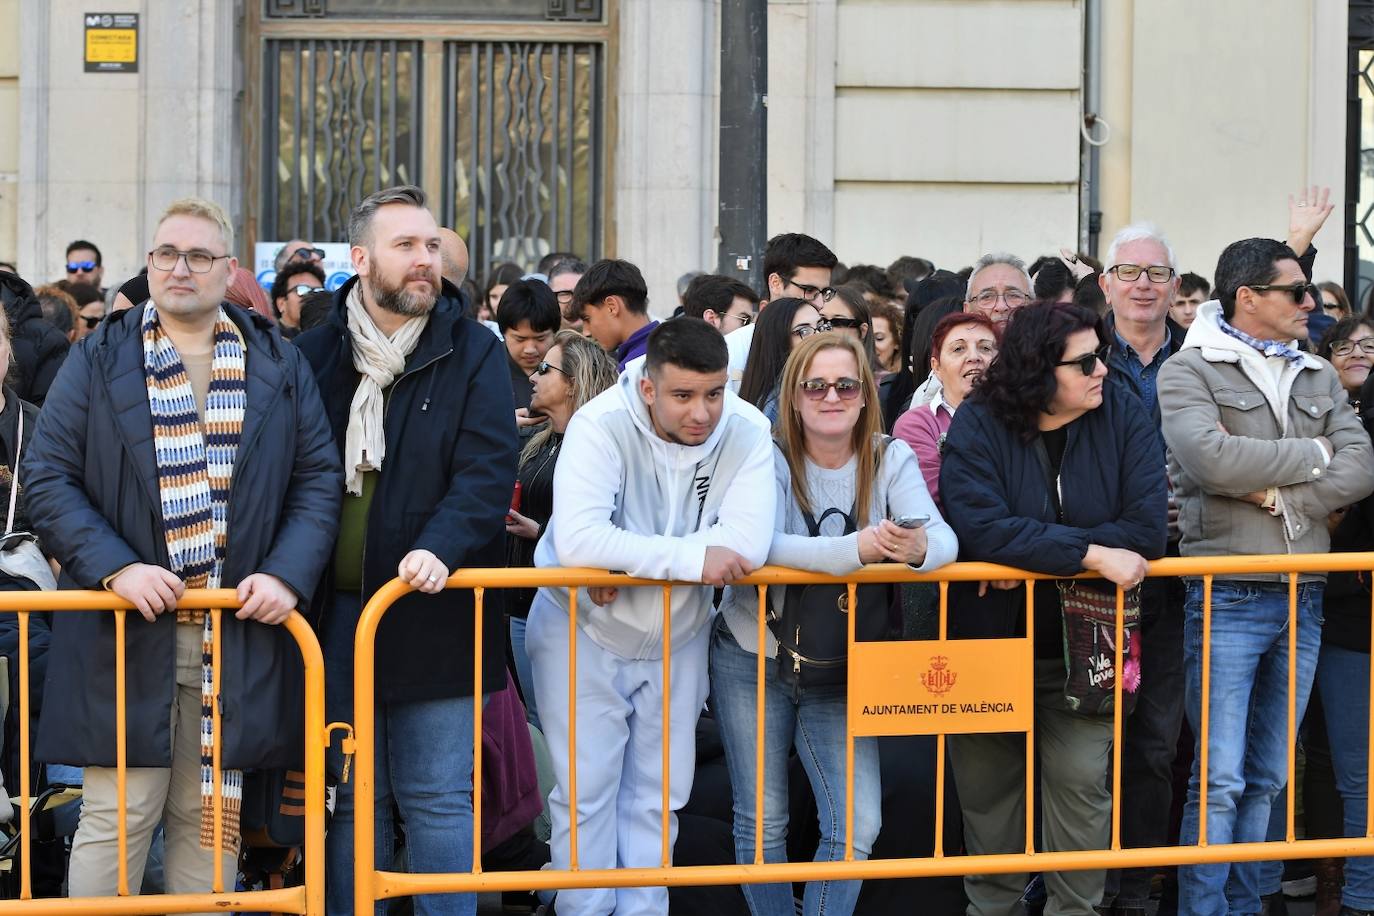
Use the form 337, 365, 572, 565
0, 590, 329, 915
352, 553, 1374, 909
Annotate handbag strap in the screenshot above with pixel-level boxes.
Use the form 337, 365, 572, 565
6, 406, 23, 535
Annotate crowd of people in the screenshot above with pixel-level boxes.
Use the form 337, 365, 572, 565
0, 182, 1369, 916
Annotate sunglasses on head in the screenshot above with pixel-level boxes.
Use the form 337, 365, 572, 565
534, 361, 570, 377
1056, 344, 1112, 377
66, 261, 97, 273
292, 247, 326, 261
819, 316, 862, 331
799, 377, 862, 400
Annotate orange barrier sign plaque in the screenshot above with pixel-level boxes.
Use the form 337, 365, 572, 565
848, 638, 1033, 736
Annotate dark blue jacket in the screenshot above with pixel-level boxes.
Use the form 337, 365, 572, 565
938, 381, 1168, 644
23, 304, 343, 768
295, 277, 517, 702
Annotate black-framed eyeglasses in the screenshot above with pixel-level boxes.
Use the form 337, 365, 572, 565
66, 261, 97, 273
292, 284, 325, 297
800, 377, 863, 401
534, 361, 570, 377
968, 288, 1030, 309
1109, 264, 1176, 283
291, 246, 326, 262
819, 316, 862, 332
81, 314, 102, 329
553, 289, 575, 304
1248, 282, 1319, 305
1056, 344, 1112, 377
791, 323, 820, 340
787, 278, 837, 303
148, 247, 230, 274
1329, 337, 1374, 357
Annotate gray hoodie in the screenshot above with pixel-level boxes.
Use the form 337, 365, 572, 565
533, 359, 776, 658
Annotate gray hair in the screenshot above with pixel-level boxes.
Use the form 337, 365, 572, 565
1105, 223, 1177, 272
547, 257, 588, 282
348, 185, 428, 248
966, 252, 1032, 300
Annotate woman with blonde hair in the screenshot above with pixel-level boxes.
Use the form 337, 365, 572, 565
505, 330, 617, 725
710, 332, 957, 916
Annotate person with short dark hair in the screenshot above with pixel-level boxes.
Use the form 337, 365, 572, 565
886, 256, 934, 301
1320, 280, 1355, 321
941, 301, 1168, 916
682, 273, 759, 333
495, 278, 560, 412
270, 261, 326, 339
63, 240, 105, 293
481, 261, 524, 324
1172, 271, 1211, 329
570, 258, 656, 369
527, 316, 774, 916
547, 256, 588, 330
296, 289, 334, 334
1160, 236, 1374, 916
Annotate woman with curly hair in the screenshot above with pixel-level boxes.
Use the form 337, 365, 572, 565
938, 300, 1168, 916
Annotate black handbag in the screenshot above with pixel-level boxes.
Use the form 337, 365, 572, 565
767, 505, 899, 696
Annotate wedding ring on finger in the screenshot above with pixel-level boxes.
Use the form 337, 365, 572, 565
426, 574, 439, 584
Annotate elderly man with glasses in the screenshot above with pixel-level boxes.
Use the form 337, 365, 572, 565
964, 252, 1032, 325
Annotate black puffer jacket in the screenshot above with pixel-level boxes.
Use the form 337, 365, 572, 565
0, 272, 70, 406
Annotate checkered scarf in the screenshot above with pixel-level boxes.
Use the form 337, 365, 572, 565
142, 301, 245, 853
1217, 313, 1308, 368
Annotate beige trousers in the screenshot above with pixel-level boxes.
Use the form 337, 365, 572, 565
66, 622, 237, 912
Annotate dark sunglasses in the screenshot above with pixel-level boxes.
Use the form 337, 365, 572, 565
291, 247, 326, 261
799, 377, 862, 400
819, 316, 862, 331
1056, 344, 1112, 377
66, 261, 97, 273
292, 284, 325, 297
81, 314, 102, 329
534, 361, 570, 377
1248, 282, 1319, 305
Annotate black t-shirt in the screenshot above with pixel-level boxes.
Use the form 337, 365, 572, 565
1033, 425, 1070, 658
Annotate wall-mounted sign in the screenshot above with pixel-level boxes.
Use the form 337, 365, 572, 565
84, 13, 139, 73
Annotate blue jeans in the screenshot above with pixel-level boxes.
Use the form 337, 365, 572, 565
1317, 642, 1374, 910
509, 615, 540, 730
709, 618, 881, 916
323, 593, 481, 916
1179, 580, 1323, 916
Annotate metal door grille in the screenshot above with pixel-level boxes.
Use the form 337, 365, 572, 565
442, 41, 603, 280
262, 39, 422, 243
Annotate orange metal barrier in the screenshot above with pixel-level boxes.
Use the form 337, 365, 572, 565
350, 553, 1374, 909
0, 590, 330, 915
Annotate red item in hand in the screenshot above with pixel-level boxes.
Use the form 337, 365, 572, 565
507, 481, 522, 522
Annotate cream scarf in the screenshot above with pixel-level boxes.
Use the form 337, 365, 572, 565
344, 284, 427, 494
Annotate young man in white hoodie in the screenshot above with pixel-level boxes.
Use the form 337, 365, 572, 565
526, 317, 775, 915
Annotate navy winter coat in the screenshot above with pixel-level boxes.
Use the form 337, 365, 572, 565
23, 304, 343, 769
938, 381, 1168, 646
295, 277, 517, 702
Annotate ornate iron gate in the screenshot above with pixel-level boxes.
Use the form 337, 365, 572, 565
1347, 0, 1374, 308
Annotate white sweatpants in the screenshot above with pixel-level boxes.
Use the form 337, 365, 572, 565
525, 592, 710, 916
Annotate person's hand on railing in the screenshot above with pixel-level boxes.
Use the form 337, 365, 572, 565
857, 526, 888, 564
587, 586, 618, 606
398, 549, 450, 595
109, 563, 186, 622
701, 546, 754, 587
505, 508, 540, 540
1083, 544, 1149, 590
873, 518, 928, 566
235, 573, 298, 625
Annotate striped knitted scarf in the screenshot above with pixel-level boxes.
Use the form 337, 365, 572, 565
142, 301, 246, 853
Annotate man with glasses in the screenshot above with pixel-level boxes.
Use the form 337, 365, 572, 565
272, 238, 325, 274
548, 256, 588, 332
269, 261, 326, 340
62, 240, 106, 294
570, 258, 657, 370
24, 196, 342, 905
964, 252, 1032, 325
682, 273, 760, 333
1159, 237, 1374, 916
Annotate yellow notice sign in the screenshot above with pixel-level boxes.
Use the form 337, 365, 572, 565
84, 13, 139, 73
848, 638, 1033, 736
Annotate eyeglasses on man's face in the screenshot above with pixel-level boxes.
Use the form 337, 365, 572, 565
968, 288, 1030, 309
292, 284, 325, 297
722, 310, 753, 328
66, 261, 98, 274
786, 277, 837, 303
1109, 264, 1176, 284
1248, 282, 1319, 306
291, 247, 326, 262
148, 247, 230, 274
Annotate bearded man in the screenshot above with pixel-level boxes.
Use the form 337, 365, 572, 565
296, 185, 518, 916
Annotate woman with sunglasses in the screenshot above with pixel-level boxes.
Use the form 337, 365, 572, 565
939, 301, 1167, 916
504, 331, 617, 726
712, 333, 957, 916
739, 297, 823, 423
